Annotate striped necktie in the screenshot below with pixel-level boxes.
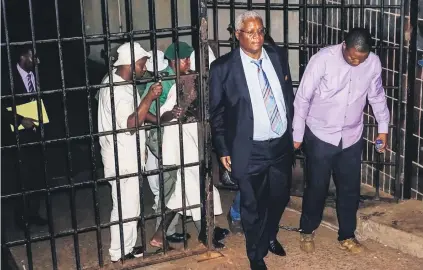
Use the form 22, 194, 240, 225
27, 73, 35, 93
251, 59, 283, 135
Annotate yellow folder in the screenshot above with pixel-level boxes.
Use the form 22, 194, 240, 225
6, 100, 49, 131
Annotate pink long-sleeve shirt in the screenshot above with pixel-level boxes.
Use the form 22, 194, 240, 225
293, 44, 390, 149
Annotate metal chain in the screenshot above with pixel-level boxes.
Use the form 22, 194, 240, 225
279, 225, 302, 232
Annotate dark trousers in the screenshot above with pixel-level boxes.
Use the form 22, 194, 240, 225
300, 127, 362, 241
239, 132, 292, 262
15, 130, 45, 220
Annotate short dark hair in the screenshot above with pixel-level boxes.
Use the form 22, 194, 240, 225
344, 27, 373, 53
14, 45, 33, 63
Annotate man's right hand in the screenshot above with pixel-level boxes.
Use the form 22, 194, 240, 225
220, 156, 231, 172
21, 117, 38, 129
146, 82, 163, 101
294, 141, 302, 150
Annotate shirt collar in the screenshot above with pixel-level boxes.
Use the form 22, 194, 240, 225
240, 47, 268, 64
111, 69, 126, 83
17, 63, 32, 78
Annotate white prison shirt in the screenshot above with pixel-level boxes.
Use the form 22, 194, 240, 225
98, 70, 146, 177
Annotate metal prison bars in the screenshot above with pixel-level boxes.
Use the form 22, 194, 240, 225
208, 0, 406, 201
0, 0, 413, 269
1, 0, 212, 269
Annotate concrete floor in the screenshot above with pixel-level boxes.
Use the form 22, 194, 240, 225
4, 179, 423, 270
141, 208, 423, 270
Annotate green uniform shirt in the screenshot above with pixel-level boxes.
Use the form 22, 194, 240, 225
141, 66, 175, 115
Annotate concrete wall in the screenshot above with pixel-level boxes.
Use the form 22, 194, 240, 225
83, 0, 192, 64
207, 0, 301, 82
306, 0, 423, 200
82, 0, 302, 83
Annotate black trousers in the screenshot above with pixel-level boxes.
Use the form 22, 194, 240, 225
239, 132, 292, 262
300, 127, 363, 241
15, 130, 45, 220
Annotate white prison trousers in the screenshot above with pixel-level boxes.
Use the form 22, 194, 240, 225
167, 165, 223, 222
109, 177, 140, 262
146, 148, 178, 235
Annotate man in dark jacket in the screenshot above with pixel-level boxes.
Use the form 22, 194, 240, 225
1, 45, 48, 229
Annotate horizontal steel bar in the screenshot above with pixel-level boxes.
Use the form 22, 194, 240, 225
0, 26, 195, 47
214, 41, 401, 51
361, 160, 396, 166
1, 162, 200, 200
0, 118, 397, 151
207, 2, 401, 9
1, 73, 198, 100
83, 246, 209, 270
0, 121, 198, 150
2, 204, 201, 248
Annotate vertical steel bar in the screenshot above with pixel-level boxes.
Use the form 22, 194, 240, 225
170, 0, 189, 250
321, 0, 327, 47
125, 0, 145, 257
298, 0, 308, 80
78, 0, 104, 266
101, 0, 126, 261
230, 0, 236, 50
52, 0, 81, 268
403, 0, 418, 199
340, 0, 345, 41
192, 0, 213, 251
147, 0, 169, 254
27, 0, 58, 268
283, 0, 288, 48
247, 0, 252, 11
213, 0, 219, 56
265, 0, 271, 35
374, 153, 381, 200
394, 0, 406, 200
378, 0, 385, 56
372, 0, 385, 200
1, 1, 34, 269
298, 0, 308, 191
360, 0, 365, 27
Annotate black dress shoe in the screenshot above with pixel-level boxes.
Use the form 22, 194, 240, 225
250, 259, 267, 270
220, 167, 237, 187
112, 246, 143, 263
227, 212, 243, 234
198, 233, 225, 249
214, 227, 230, 241
166, 232, 191, 243
268, 240, 286, 256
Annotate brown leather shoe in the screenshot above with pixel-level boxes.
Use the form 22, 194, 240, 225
300, 232, 315, 253
339, 238, 364, 254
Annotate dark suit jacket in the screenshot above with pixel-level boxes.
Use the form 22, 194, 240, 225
1, 66, 40, 146
209, 45, 294, 180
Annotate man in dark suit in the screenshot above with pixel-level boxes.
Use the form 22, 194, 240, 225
1, 45, 48, 229
209, 11, 294, 270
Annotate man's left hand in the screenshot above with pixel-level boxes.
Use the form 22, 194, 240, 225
375, 133, 388, 153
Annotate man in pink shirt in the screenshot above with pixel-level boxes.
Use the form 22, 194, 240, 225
293, 28, 390, 254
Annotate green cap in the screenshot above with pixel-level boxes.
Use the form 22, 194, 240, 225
164, 41, 194, 60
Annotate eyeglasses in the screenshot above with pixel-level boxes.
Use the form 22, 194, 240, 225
238, 28, 267, 38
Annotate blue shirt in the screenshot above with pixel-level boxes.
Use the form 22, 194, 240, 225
240, 48, 287, 141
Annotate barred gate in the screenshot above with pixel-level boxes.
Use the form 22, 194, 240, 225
1, 0, 421, 269
208, 0, 421, 201
1, 0, 213, 269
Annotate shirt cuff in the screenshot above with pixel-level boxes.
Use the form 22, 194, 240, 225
292, 116, 306, 143
293, 130, 304, 143
378, 122, 389, 134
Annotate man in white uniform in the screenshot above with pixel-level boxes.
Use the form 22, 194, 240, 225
98, 42, 163, 262
148, 71, 229, 250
